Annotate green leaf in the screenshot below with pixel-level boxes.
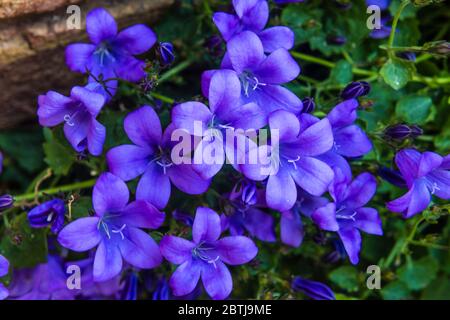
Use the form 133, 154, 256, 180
43, 128, 74, 175
380, 59, 415, 90
329, 60, 353, 84
421, 277, 450, 300
395, 95, 433, 124
398, 256, 439, 291
0, 213, 48, 268
381, 281, 411, 300
70, 196, 92, 220
329, 266, 360, 292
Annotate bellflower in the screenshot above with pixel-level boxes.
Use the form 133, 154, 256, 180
27, 198, 66, 234
202, 31, 302, 117
386, 149, 450, 218
172, 70, 266, 179
291, 277, 335, 300
312, 171, 382, 264
57, 173, 164, 281
107, 106, 211, 209
159, 42, 175, 65
318, 99, 372, 180
241, 110, 334, 212
37, 86, 106, 156
221, 180, 276, 242
0, 255, 9, 300
66, 8, 156, 83
366, 0, 390, 10
160, 207, 258, 300
7, 256, 74, 300
213, 0, 294, 52
0, 194, 14, 211
281, 189, 328, 247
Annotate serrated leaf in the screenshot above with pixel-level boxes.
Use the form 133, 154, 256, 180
329, 266, 360, 292
395, 95, 433, 124
398, 257, 439, 290
380, 59, 414, 90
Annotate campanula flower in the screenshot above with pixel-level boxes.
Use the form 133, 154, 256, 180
57, 173, 164, 281
202, 31, 302, 117
37, 86, 106, 156
160, 207, 258, 300
241, 110, 334, 211
221, 180, 276, 242
159, 42, 175, 65
378, 166, 407, 188
291, 277, 335, 300
281, 189, 328, 247
0, 194, 14, 211
173, 70, 266, 179
312, 171, 382, 264
318, 99, 372, 180
366, 0, 390, 10
213, 0, 294, 52
7, 256, 75, 300
27, 198, 66, 234
66, 8, 156, 83
107, 106, 211, 209
340, 81, 371, 100
370, 16, 392, 39
0, 255, 9, 300
386, 149, 450, 218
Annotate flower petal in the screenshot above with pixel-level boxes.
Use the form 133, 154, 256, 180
168, 164, 211, 194
227, 31, 264, 74
37, 91, 74, 127
342, 172, 377, 209
0, 255, 9, 278
333, 125, 372, 157
70, 86, 105, 117
259, 26, 294, 52
136, 162, 171, 210
208, 70, 241, 116
266, 167, 297, 211
119, 200, 165, 229
281, 211, 304, 247
387, 179, 430, 218
338, 228, 361, 265
170, 259, 202, 297
107, 145, 152, 181
160, 236, 196, 265
57, 217, 102, 251
354, 207, 382, 235
269, 110, 300, 142
327, 99, 358, 128
172, 102, 213, 135
86, 8, 117, 44
255, 49, 300, 85
193, 207, 222, 243
201, 261, 232, 300
124, 105, 162, 148
65, 43, 95, 73
93, 240, 123, 282
119, 227, 162, 269
115, 24, 156, 55
216, 236, 258, 265
312, 203, 339, 231
295, 118, 333, 156
63, 110, 91, 152
212, 12, 240, 41
395, 148, 421, 187
418, 151, 442, 178
427, 169, 450, 199
93, 172, 129, 215
244, 208, 276, 242
114, 55, 147, 82
290, 157, 334, 196
238, 0, 268, 31
87, 118, 106, 156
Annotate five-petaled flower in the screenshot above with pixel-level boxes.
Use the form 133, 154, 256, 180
160, 207, 258, 300
57, 173, 164, 281
28, 198, 66, 234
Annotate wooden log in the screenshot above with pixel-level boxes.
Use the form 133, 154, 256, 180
0, 0, 174, 129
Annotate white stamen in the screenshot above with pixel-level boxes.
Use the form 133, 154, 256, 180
111, 224, 127, 240
288, 155, 301, 170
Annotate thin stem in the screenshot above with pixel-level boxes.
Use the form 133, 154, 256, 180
387, 1, 410, 54
159, 58, 195, 83
14, 179, 97, 202
409, 240, 449, 251
150, 92, 175, 104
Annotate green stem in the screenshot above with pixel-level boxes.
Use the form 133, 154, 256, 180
14, 179, 97, 202
159, 58, 194, 83
387, 0, 410, 55
409, 240, 449, 251
150, 92, 175, 104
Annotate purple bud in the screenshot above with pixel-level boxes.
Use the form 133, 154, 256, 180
301, 97, 315, 114
27, 198, 66, 233
0, 194, 14, 211
292, 277, 335, 300
172, 209, 194, 227
410, 125, 423, 138
378, 166, 407, 188
397, 51, 416, 61
159, 42, 175, 65
383, 124, 413, 140
327, 35, 347, 46
241, 183, 257, 206
341, 81, 371, 100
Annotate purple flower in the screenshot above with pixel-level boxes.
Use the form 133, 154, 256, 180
386, 149, 450, 218
213, 0, 294, 53
57, 173, 164, 282
291, 277, 335, 300
0, 194, 14, 211
281, 189, 328, 247
312, 171, 382, 264
241, 110, 334, 211
378, 166, 407, 188
27, 198, 66, 234
173, 70, 266, 179
0, 255, 9, 300
318, 99, 372, 180
7, 256, 74, 300
370, 16, 392, 39
107, 106, 211, 209
221, 180, 276, 242
37, 86, 106, 156
340, 81, 371, 100
160, 207, 258, 300
66, 8, 156, 83
366, 0, 390, 10
202, 31, 302, 116
159, 42, 175, 65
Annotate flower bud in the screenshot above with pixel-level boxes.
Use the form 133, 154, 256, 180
383, 124, 412, 140
27, 198, 66, 233
341, 81, 371, 100
158, 42, 175, 65
301, 97, 315, 114
292, 277, 335, 300
241, 183, 257, 206
423, 41, 450, 57
410, 125, 423, 138
0, 194, 13, 211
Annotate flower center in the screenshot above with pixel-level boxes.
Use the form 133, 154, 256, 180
192, 242, 220, 268
95, 42, 116, 67
335, 206, 357, 222
430, 182, 440, 195
239, 72, 266, 97
98, 218, 127, 241
154, 147, 173, 175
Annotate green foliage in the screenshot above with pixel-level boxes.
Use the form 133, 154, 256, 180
329, 266, 360, 293
43, 128, 74, 175
395, 95, 433, 124
398, 257, 439, 291
380, 59, 415, 90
